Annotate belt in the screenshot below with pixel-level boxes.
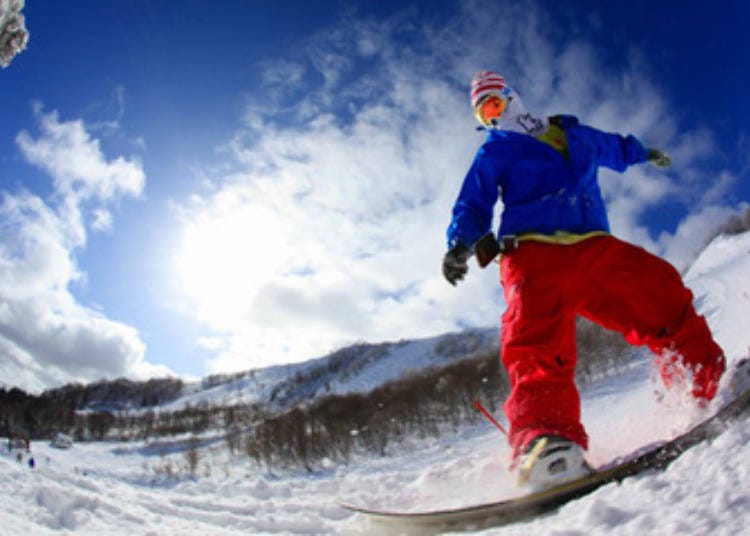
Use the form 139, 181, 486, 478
474, 231, 609, 268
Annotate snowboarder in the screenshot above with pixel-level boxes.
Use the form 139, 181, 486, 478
443, 70, 726, 488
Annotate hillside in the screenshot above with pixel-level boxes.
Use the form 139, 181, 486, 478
3, 316, 633, 447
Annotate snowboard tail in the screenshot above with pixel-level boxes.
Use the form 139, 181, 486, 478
343, 386, 750, 533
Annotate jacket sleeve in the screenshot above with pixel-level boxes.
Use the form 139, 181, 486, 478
576, 123, 650, 172
446, 153, 499, 249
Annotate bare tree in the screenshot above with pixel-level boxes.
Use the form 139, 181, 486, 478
185, 437, 200, 477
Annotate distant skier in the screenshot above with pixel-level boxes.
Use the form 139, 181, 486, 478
443, 70, 726, 488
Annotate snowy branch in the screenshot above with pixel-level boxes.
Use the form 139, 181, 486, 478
0, 0, 29, 68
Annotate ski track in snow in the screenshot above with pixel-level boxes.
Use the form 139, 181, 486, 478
2, 232, 750, 535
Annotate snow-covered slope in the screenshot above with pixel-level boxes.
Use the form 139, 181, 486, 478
160, 327, 499, 412
685, 230, 750, 360
2, 231, 750, 535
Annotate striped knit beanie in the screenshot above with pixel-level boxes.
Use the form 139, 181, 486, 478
470, 70, 507, 110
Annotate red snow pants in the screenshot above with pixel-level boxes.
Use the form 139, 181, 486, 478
499, 235, 725, 457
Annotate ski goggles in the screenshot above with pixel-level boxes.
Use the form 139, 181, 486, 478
474, 88, 512, 126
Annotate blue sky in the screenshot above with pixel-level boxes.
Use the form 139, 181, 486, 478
1, 0, 749, 392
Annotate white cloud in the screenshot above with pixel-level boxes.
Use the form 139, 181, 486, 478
17, 106, 144, 205
0, 107, 169, 392
0, 191, 77, 300
90, 208, 113, 232
173, 1, 742, 374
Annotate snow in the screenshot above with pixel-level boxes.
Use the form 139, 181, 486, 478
2, 232, 750, 535
685, 231, 750, 359
158, 328, 498, 414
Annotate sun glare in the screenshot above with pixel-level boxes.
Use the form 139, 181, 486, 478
176, 204, 285, 327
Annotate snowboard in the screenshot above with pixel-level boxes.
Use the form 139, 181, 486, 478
343, 385, 750, 533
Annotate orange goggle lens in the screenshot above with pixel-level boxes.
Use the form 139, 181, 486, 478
479, 95, 507, 125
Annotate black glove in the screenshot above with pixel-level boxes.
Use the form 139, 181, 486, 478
648, 148, 672, 168
442, 244, 471, 286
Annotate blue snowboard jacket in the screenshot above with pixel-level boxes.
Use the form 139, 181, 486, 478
446, 115, 650, 249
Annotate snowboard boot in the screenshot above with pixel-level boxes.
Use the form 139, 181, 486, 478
518, 435, 592, 490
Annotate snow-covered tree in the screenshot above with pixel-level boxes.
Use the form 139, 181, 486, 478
0, 0, 29, 68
